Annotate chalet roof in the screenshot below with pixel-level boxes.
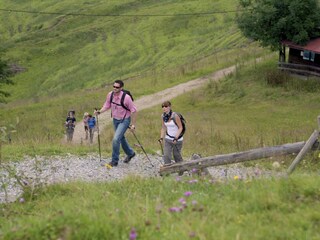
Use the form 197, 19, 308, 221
282, 38, 320, 54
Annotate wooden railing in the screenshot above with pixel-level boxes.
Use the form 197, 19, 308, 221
278, 62, 320, 77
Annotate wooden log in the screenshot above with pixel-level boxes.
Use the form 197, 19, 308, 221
287, 130, 319, 174
160, 141, 318, 175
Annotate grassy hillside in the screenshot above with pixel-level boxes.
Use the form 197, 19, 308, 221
0, 0, 251, 100
0, 0, 270, 158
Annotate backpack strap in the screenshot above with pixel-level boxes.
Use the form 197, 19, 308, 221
166, 112, 182, 139
171, 112, 178, 127
109, 91, 130, 111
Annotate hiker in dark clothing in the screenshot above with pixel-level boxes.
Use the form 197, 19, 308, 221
65, 110, 76, 142
83, 112, 89, 140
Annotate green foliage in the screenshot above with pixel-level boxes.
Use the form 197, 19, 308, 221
237, 0, 320, 50
0, 57, 14, 102
1, 175, 320, 239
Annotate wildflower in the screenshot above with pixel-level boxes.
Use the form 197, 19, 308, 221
129, 228, 137, 240
169, 207, 182, 212
19, 198, 25, 203
191, 168, 198, 173
234, 175, 240, 180
188, 179, 198, 184
179, 198, 187, 208
176, 176, 181, 182
191, 200, 198, 205
184, 191, 193, 197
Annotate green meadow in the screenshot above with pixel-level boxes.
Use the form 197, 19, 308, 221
1, 1, 320, 239
1, 175, 320, 239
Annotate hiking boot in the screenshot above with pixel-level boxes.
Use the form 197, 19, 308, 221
124, 152, 136, 163
108, 161, 118, 167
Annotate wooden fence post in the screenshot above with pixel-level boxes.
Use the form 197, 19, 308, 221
287, 130, 319, 175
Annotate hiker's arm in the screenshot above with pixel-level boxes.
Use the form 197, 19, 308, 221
159, 119, 166, 142
129, 111, 137, 130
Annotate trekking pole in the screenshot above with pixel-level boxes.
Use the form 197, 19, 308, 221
131, 130, 154, 167
95, 108, 102, 162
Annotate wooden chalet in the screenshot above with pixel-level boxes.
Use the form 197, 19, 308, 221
279, 38, 320, 77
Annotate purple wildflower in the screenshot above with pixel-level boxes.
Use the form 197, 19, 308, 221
179, 198, 187, 208
184, 191, 193, 197
129, 228, 137, 240
19, 198, 25, 203
176, 176, 181, 182
188, 179, 198, 184
191, 200, 198, 205
169, 207, 182, 212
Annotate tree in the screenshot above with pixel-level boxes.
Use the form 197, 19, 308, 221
237, 0, 320, 61
0, 58, 13, 103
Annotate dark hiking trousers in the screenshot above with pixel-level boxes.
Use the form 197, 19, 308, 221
66, 128, 74, 142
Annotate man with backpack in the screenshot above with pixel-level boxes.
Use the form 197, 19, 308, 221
159, 101, 185, 165
95, 80, 137, 167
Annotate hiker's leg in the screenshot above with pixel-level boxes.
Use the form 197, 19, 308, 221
173, 141, 183, 163
70, 130, 74, 141
163, 139, 173, 164
112, 119, 128, 163
85, 126, 88, 140
89, 128, 94, 143
67, 129, 72, 142
119, 117, 134, 156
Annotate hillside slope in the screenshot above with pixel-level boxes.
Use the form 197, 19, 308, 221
0, 0, 251, 100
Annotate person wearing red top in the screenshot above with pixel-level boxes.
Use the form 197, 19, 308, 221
95, 80, 137, 167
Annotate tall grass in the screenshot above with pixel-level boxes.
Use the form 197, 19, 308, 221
1, 174, 320, 239
0, 0, 249, 100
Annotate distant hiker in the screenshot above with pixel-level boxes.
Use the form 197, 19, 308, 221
87, 114, 96, 144
65, 110, 76, 142
159, 101, 184, 165
83, 112, 89, 140
95, 80, 137, 167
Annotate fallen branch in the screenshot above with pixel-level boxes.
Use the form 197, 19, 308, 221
160, 141, 319, 175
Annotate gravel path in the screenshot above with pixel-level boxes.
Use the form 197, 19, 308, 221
0, 154, 284, 204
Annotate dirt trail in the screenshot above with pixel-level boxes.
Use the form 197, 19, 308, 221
68, 65, 236, 144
